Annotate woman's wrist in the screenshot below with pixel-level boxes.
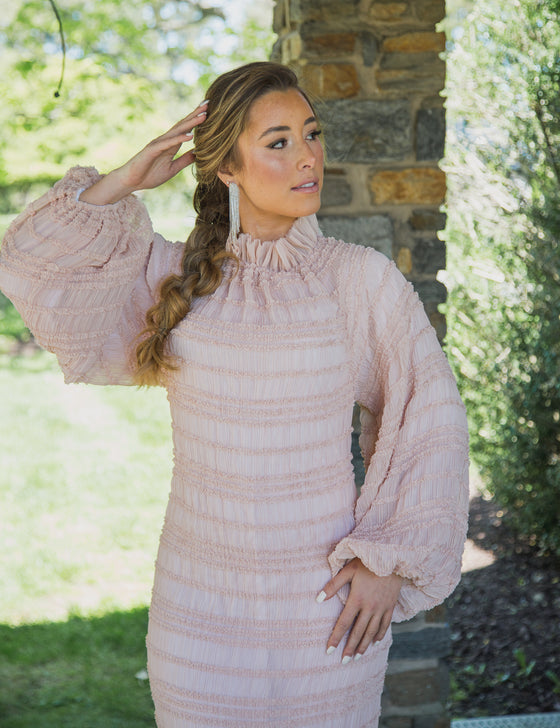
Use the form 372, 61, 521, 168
78, 169, 136, 205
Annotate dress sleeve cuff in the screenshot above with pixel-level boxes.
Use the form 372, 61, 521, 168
328, 536, 463, 622
16, 166, 154, 267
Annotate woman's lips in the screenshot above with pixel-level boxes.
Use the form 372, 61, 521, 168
291, 180, 320, 193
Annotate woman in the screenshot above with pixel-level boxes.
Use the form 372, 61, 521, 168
0, 62, 469, 727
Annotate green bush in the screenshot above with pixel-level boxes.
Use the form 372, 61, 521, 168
444, 0, 560, 556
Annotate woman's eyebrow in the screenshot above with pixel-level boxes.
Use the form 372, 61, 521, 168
258, 116, 317, 140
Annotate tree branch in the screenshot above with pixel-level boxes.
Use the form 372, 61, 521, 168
47, 0, 66, 98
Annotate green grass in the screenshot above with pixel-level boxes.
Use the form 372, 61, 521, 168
0, 352, 173, 624
0, 609, 156, 727
0, 350, 172, 725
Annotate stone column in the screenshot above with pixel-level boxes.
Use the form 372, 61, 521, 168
272, 0, 447, 337
272, 2, 452, 727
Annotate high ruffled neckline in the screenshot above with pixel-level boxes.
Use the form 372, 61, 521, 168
225, 215, 320, 272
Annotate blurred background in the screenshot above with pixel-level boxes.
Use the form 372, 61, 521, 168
0, 0, 559, 725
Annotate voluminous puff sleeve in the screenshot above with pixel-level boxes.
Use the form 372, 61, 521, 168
0, 166, 182, 385
331, 250, 469, 622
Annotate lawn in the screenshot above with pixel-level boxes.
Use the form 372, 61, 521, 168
0, 349, 172, 726
0, 609, 155, 727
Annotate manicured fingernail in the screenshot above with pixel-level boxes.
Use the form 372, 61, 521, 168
326, 645, 336, 655
196, 111, 207, 117
185, 132, 193, 137
342, 655, 352, 665
354, 653, 363, 661
316, 591, 326, 603
198, 99, 209, 107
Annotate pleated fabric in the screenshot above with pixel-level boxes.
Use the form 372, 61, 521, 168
0, 167, 469, 728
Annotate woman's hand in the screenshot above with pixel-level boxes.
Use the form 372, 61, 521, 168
79, 100, 208, 205
316, 558, 403, 664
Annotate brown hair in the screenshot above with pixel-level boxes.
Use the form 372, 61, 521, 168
134, 61, 316, 386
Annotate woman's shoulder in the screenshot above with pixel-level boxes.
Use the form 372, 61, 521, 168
316, 226, 396, 295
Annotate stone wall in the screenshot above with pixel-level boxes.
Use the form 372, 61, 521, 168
272, 2, 451, 727
272, 0, 447, 338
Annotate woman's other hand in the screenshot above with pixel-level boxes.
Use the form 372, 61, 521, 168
316, 558, 403, 664
79, 101, 208, 205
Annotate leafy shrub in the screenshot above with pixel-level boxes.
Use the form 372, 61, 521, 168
444, 0, 560, 556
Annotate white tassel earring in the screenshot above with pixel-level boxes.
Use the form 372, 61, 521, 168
228, 181, 240, 242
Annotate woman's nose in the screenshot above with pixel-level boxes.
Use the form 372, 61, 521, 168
297, 141, 316, 169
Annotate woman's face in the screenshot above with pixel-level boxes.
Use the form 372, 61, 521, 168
227, 88, 324, 241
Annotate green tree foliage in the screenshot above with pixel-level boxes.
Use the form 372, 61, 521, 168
0, 0, 275, 219
444, 0, 560, 555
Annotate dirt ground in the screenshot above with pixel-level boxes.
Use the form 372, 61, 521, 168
447, 494, 560, 717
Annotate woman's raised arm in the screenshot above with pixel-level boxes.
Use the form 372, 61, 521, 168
0, 102, 210, 385
79, 100, 208, 205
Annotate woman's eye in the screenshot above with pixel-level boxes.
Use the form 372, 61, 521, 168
269, 138, 288, 149
268, 130, 322, 149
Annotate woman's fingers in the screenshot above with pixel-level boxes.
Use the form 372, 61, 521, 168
121, 127, 196, 190
316, 559, 402, 663
325, 600, 385, 661
326, 601, 359, 655
147, 130, 194, 155
339, 610, 372, 662
115, 101, 207, 191
355, 610, 391, 657
168, 148, 196, 176
162, 100, 209, 138
78, 102, 207, 201
316, 559, 356, 604
325, 602, 387, 663
375, 610, 393, 643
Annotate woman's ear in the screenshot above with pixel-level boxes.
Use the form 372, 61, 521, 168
217, 169, 235, 188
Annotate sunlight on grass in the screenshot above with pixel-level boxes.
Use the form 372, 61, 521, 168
0, 608, 156, 726
0, 352, 172, 625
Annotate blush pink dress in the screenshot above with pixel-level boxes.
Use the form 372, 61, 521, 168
0, 167, 469, 728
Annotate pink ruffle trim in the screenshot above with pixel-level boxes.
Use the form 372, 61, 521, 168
226, 215, 320, 271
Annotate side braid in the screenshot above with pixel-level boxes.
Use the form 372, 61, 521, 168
134, 183, 236, 386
